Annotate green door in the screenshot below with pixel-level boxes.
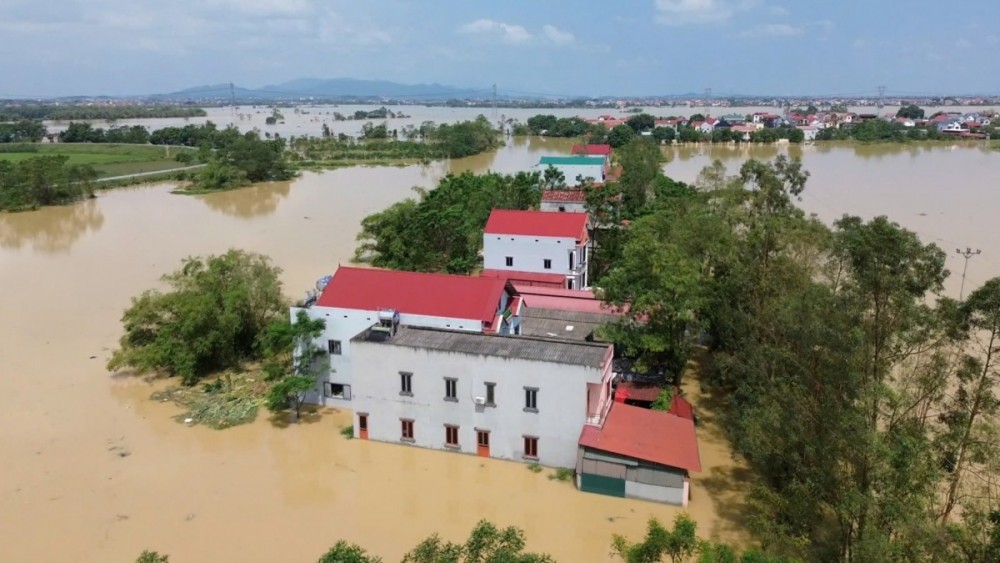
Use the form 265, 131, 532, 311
580, 473, 626, 498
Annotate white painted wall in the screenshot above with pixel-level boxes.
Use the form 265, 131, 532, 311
350, 341, 610, 468
483, 234, 588, 289
292, 305, 493, 407
625, 480, 684, 506
540, 201, 587, 214
546, 164, 604, 187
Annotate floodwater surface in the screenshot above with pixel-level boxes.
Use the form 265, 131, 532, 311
1, 141, 997, 562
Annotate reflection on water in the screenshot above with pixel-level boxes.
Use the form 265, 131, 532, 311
0, 198, 104, 253
197, 180, 292, 218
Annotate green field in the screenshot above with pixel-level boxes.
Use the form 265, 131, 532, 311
0, 143, 198, 178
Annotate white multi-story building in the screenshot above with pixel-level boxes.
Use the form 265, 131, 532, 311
350, 322, 615, 468
292, 266, 523, 407
482, 210, 590, 290
538, 156, 606, 188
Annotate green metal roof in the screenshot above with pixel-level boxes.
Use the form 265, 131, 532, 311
539, 156, 606, 166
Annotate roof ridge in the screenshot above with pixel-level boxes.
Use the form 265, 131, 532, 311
400, 324, 610, 349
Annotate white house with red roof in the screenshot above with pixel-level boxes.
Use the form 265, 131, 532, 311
293, 266, 521, 405
482, 210, 590, 291
540, 189, 588, 214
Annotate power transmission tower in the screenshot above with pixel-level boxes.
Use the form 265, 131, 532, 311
956, 247, 982, 299
704, 87, 712, 115
230, 82, 237, 120
877, 85, 886, 112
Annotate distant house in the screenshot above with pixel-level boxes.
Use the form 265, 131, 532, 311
482, 209, 590, 290
731, 125, 757, 141
538, 155, 606, 188
541, 189, 588, 214
796, 125, 819, 141
720, 113, 746, 124
571, 143, 612, 157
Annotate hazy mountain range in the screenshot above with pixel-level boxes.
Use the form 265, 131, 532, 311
151, 78, 491, 101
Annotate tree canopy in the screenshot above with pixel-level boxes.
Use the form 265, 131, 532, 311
354, 171, 541, 273
107, 250, 287, 385
896, 104, 926, 119
0, 154, 97, 211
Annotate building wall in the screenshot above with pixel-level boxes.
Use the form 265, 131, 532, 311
577, 447, 688, 507
540, 200, 587, 214
626, 480, 684, 505
548, 164, 604, 187
291, 305, 490, 407
351, 341, 609, 468
483, 234, 588, 289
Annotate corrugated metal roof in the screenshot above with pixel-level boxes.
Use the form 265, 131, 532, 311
353, 325, 610, 368
539, 156, 606, 166
520, 307, 619, 342
578, 402, 701, 472
484, 209, 589, 240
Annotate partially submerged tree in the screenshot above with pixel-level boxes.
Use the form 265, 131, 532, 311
403, 520, 553, 563
261, 310, 327, 422
135, 551, 169, 563
107, 250, 286, 385
318, 540, 382, 563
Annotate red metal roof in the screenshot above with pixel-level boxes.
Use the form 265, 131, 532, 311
572, 143, 613, 156
316, 266, 505, 326
669, 394, 694, 421
542, 190, 587, 203
515, 285, 625, 314
484, 210, 589, 240
579, 402, 701, 472
481, 269, 566, 288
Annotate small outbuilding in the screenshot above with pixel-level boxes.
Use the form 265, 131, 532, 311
576, 402, 701, 506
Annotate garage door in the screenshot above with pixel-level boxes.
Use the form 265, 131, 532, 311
580, 473, 626, 498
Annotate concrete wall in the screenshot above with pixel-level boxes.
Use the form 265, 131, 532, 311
292, 305, 490, 407
540, 201, 587, 214
350, 341, 608, 468
483, 234, 588, 289
548, 164, 604, 188
626, 480, 684, 506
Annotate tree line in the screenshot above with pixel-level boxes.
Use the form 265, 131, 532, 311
586, 138, 1000, 560
0, 104, 206, 121
137, 515, 796, 562
0, 155, 97, 211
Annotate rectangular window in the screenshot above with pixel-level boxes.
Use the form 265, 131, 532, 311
569, 251, 575, 270
400, 371, 413, 396
543, 259, 552, 270
445, 425, 459, 447
327, 340, 342, 355
505, 256, 514, 267
401, 419, 414, 441
524, 387, 538, 412
444, 378, 457, 401
485, 382, 496, 406
323, 382, 349, 399
524, 436, 539, 459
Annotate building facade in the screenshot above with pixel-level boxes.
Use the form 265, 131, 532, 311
350, 324, 615, 468
482, 210, 590, 290
538, 156, 606, 188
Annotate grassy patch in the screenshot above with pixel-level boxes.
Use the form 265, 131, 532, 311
0, 143, 198, 178
527, 462, 543, 473
150, 370, 267, 430
340, 425, 355, 439
548, 467, 575, 482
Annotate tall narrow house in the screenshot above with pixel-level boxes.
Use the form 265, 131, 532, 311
481, 209, 590, 290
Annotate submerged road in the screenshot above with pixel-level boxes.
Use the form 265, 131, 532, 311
95, 164, 206, 183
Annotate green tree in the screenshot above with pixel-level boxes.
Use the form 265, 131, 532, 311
616, 138, 662, 217
542, 165, 565, 189
896, 104, 925, 119
261, 310, 327, 422
318, 540, 382, 563
689, 113, 706, 122
608, 124, 636, 148
403, 520, 553, 563
107, 250, 287, 385
611, 515, 698, 563
0, 154, 97, 211
651, 388, 674, 411
937, 277, 1000, 522
354, 171, 541, 274
627, 113, 656, 133
652, 126, 675, 144
136, 551, 170, 563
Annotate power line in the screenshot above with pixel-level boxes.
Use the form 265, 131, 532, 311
956, 247, 982, 300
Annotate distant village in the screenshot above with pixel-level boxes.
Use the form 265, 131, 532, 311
294, 141, 703, 507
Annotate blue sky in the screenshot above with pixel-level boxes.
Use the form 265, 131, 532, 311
2, 0, 998, 98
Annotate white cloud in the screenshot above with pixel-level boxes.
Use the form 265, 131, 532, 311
739, 23, 803, 38
955, 37, 973, 49
768, 5, 789, 16
542, 24, 575, 45
459, 19, 532, 44
654, 0, 756, 25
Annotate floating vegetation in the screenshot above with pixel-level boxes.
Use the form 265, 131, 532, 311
151, 370, 267, 430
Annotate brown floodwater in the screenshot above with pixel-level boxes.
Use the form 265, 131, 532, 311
1, 140, 996, 562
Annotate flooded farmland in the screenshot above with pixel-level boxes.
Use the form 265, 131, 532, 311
1, 140, 999, 562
